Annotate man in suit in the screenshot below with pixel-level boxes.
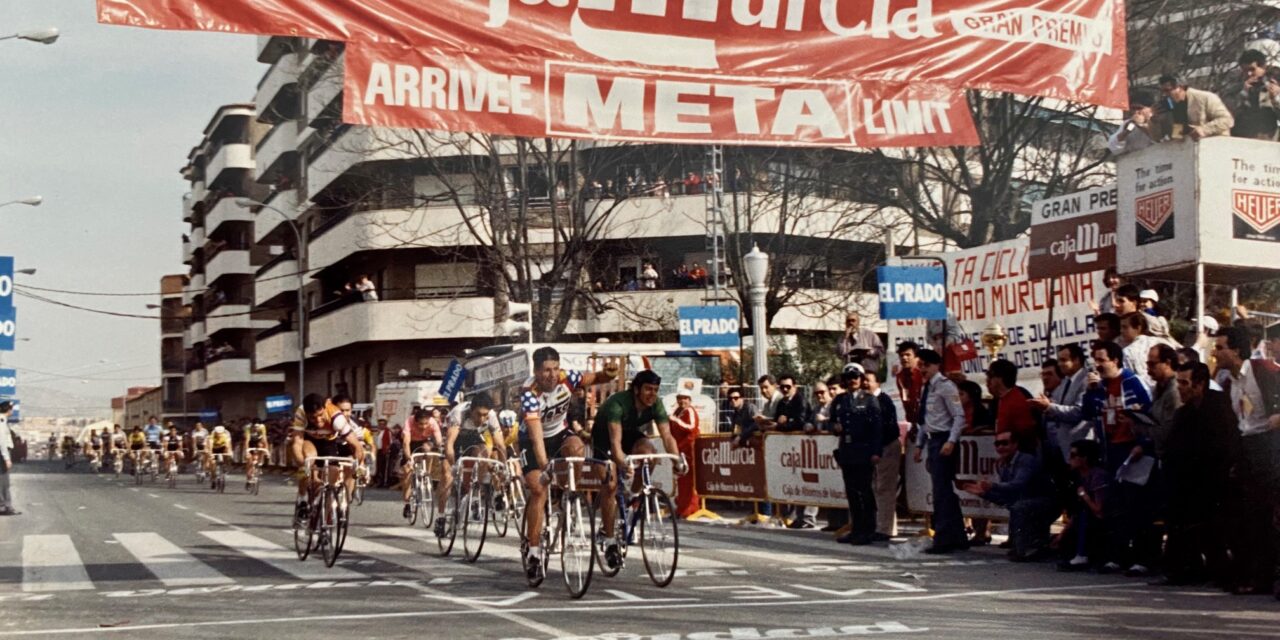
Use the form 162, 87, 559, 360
1032, 344, 1090, 464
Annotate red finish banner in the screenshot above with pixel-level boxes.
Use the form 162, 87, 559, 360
98, 0, 1128, 109
343, 42, 980, 146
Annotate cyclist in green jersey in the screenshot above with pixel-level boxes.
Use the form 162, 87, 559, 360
591, 369, 687, 570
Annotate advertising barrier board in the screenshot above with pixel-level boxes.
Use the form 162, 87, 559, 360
904, 435, 1007, 519
763, 433, 846, 508
694, 433, 766, 500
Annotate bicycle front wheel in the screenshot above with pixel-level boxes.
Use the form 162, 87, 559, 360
438, 484, 459, 556
593, 492, 627, 578
560, 491, 596, 599
491, 481, 510, 539
639, 489, 679, 587
409, 475, 422, 526
463, 481, 490, 563
321, 486, 340, 568
294, 488, 318, 561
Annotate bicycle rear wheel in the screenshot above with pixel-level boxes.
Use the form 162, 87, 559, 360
437, 484, 459, 556
491, 481, 509, 538
334, 488, 350, 556
294, 487, 318, 560
408, 475, 422, 526
463, 481, 490, 563
424, 476, 437, 525
560, 491, 596, 599
511, 479, 527, 540
639, 489, 679, 587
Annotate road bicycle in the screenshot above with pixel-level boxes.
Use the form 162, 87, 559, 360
293, 456, 354, 567
595, 453, 682, 588
245, 447, 269, 496
407, 451, 442, 527
491, 457, 526, 539
165, 452, 180, 489
210, 453, 230, 493
111, 451, 124, 479
133, 450, 153, 486
88, 451, 102, 474
63, 448, 76, 470
353, 451, 374, 506
194, 452, 207, 485
451, 455, 505, 563
521, 456, 602, 599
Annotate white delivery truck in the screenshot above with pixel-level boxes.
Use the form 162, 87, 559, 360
372, 379, 448, 429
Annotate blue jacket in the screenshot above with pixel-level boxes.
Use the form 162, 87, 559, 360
983, 452, 1056, 507
1081, 368, 1153, 447
831, 391, 883, 463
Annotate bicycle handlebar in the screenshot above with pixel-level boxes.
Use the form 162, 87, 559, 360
305, 456, 355, 469
246, 448, 270, 454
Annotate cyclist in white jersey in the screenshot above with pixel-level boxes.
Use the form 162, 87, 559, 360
190, 423, 210, 470
436, 393, 506, 535
518, 346, 617, 580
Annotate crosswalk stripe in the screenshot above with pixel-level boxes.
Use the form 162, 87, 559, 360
22, 535, 93, 592
113, 533, 234, 587
339, 534, 494, 576
200, 530, 364, 581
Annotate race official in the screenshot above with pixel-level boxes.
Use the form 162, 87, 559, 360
831, 364, 882, 545
913, 349, 968, 554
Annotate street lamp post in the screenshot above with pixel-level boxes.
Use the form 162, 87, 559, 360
0, 28, 59, 45
0, 196, 43, 209
235, 198, 306, 406
742, 244, 770, 385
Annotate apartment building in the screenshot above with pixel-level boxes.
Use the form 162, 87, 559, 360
242, 37, 908, 405
158, 274, 195, 427
180, 104, 285, 424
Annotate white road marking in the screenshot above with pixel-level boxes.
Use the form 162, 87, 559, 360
21, 535, 93, 592
337, 534, 493, 577
194, 513, 241, 530
0, 582, 1132, 636
172, 504, 188, 510
147, 494, 159, 499
199, 530, 363, 581
113, 533, 233, 587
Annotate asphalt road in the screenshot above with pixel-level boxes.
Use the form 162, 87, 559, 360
1, 460, 1276, 639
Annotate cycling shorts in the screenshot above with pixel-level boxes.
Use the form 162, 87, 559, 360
409, 440, 434, 456
453, 431, 487, 460
130, 443, 145, 451
305, 435, 344, 458
519, 429, 577, 476
592, 428, 647, 463
166, 443, 180, 452
91, 443, 102, 450
147, 442, 162, 450
211, 446, 230, 455
248, 437, 265, 449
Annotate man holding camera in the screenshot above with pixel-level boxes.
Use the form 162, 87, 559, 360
1108, 91, 1159, 155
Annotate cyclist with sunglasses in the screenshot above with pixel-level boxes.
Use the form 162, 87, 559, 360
518, 346, 618, 581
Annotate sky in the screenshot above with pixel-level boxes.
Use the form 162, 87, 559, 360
0, 1, 263, 406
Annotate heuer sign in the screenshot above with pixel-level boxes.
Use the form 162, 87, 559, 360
1028, 185, 1117, 279
764, 434, 846, 508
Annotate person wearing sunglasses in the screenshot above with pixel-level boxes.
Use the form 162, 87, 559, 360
959, 432, 1057, 562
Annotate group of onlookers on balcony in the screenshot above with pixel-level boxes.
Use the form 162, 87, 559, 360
333, 274, 379, 303
592, 261, 732, 293
1110, 48, 1280, 154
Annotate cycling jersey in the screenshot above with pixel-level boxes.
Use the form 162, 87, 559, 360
407, 414, 441, 443
163, 435, 181, 451
209, 433, 231, 450
448, 401, 500, 456
143, 424, 164, 444
519, 369, 583, 439
128, 432, 146, 446
90, 437, 102, 449
591, 389, 668, 460
245, 424, 268, 444
291, 401, 354, 441
111, 433, 126, 446
191, 430, 208, 447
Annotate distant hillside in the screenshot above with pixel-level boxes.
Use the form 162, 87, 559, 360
12, 385, 112, 420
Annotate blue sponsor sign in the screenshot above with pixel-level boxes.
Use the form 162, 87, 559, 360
198, 409, 220, 423
0, 368, 15, 397
677, 305, 741, 349
877, 266, 948, 320
0, 256, 12, 310
439, 359, 465, 403
264, 394, 293, 415
0, 305, 14, 352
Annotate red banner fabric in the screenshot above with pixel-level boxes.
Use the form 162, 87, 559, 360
342, 42, 980, 147
98, 0, 1129, 110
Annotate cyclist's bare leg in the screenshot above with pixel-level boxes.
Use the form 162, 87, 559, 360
524, 435, 584, 548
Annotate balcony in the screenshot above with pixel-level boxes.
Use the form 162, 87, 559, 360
205, 197, 253, 235
305, 53, 343, 122
182, 237, 193, 264
205, 249, 252, 284
307, 126, 478, 199
254, 257, 299, 308
257, 35, 294, 64
307, 205, 481, 268
253, 188, 300, 245
206, 304, 273, 337
190, 181, 207, 211
308, 297, 496, 355
186, 368, 207, 393
206, 143, 254, 188
183, 193, 196, 222
206, 356, 284, 388
255, 121, 298, 185
254, 52, 301, 121
188, 319, 207, 346
183, 271, 205, 306
255, 328, 300, 370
